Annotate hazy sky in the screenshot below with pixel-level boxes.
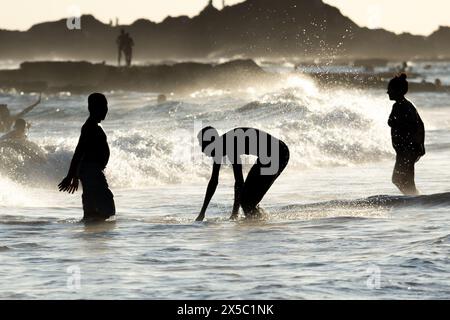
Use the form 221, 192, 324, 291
1, 0, 449, 35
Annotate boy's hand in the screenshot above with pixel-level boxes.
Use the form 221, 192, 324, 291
195, 212, 205, 222
58, 176, 79, 194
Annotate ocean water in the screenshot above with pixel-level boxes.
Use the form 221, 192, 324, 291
0, 69, 449, 299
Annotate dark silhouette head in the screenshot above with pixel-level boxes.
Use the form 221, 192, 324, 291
88, 93, 108, 122
435, 78, 442, 87
388, 73, 408, 101
157, 94, 167, 104
197, 126, 219, 157
120, 29, 125, 34
14, 118, 27, 132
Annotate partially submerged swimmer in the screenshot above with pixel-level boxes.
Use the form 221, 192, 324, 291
0, 94, 41, 132
0, 119, 28, 142
0, 118, 47, 174
196, 126, 290, 221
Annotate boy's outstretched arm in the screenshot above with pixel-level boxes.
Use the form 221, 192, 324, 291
58, 126, 87, 194
15, 93, 41, 119
196, 163, 221, 221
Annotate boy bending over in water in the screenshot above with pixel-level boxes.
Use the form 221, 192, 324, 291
196, 126, 290, 221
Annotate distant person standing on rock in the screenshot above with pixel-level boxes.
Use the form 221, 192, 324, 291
116, 29, 127, 66
124, 32, 135, 67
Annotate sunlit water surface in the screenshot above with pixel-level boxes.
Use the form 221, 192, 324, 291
0, 68, 449, 299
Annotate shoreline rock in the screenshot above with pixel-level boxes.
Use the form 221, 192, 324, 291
0, 59, 448, 94
0, 59, 273, 94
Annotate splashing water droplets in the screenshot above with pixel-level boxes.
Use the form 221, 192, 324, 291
285, 75, 319, 96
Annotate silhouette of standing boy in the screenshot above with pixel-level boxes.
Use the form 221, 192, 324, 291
387, 73, 425, 195
58, 93, 115, 222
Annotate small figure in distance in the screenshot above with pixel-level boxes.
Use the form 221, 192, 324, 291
434, 78, 442, 88
58, 93, 116, 222
399, 61, 409, 73
387, 73, 425, 195
124, 32, 134, 67
116, 29, 127, 66
157, 94, 167, 104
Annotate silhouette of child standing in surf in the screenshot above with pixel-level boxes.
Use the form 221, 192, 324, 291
387, 73, 425, 195
58, 93, 115, 222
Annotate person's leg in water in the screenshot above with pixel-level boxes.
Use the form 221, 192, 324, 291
240, 144, 290, 217
79, 164, 116, 222
128, 49, 133, 67
118, 48, 122, 66
125, 49, 132, 67
392, 153, 419, 195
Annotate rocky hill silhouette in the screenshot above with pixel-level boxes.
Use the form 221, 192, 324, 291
0, 0, 449, 61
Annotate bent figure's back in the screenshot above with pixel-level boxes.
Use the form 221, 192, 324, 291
222, 127, 290, 214
216, 127, 286, 164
